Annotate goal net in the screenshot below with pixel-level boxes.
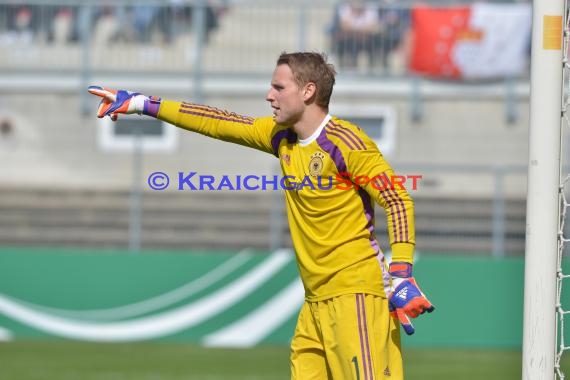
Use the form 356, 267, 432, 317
557, 5, 570, 376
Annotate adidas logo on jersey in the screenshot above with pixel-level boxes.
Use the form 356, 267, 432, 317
395, 287, 408, 300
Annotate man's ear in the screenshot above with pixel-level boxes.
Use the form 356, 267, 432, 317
303, 82, 317, 102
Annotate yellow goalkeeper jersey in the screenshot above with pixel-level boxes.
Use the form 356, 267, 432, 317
158, 101, 415, 301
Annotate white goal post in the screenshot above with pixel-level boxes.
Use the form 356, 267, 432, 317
523, 1, 565, 379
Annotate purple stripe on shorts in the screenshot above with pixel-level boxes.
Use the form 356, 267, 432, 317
359, 294, 374, 380
356, 294, 369, 380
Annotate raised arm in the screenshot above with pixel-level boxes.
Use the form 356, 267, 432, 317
88, 86, 278, 155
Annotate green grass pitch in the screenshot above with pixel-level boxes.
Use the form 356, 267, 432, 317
0, 341, 568, 379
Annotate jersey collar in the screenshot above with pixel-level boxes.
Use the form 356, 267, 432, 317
298, 114, 331, 147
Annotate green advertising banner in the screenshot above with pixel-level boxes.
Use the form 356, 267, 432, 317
0, 248, 567, 348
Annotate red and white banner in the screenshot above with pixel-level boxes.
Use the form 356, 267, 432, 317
409, 3, 532, 80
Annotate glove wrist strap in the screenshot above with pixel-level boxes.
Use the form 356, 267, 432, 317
389, 262, 413, 278
142, 96, 162, 118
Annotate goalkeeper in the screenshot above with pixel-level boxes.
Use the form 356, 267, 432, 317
88, 51, 434, 380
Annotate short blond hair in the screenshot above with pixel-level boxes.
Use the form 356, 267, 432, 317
277, 52, 336, 109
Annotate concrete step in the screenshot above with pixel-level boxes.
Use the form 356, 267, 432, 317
0, 187, 527, 255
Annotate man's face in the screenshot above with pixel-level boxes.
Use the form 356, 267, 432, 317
266, 64, 306, 125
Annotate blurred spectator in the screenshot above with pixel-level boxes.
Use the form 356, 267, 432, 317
48, 7, 79, 44
14, 6, 33, 39
90, 2, 223, 45
0, 118, 12, 137
92, 6, 120, 46
0, 5, 79, 45
51, 8, 73, 44
0, 3, 224, 47
130, 6, 161, 43
156, 1, 221, 44
329, 0, 382, 70
0, 117, 15, 152
376, 0, 411, 70
2, 5, 37, 45
329, 0, 410, 72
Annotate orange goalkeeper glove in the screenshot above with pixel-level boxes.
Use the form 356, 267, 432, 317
388, 262, 435, 335
87, 86, 161, 121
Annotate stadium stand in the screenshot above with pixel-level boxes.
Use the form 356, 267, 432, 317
0, 187, 526, 255
0, 1, 531, 257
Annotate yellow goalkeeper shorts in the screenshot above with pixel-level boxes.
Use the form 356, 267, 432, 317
290, 293, 403, 380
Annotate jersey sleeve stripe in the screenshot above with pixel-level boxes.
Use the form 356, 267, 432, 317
180, 103, 254, 124
380, 173, 409, 242
179, 108, 254, 124
316, 131, 348, 173
385, 184, 408, 242
326, 130, 358, 150
326, 122, 361, 150
374, 175, 408, 243
329, 120, 366, 150
181, 102, 254, 123
182, 104, 255, 123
